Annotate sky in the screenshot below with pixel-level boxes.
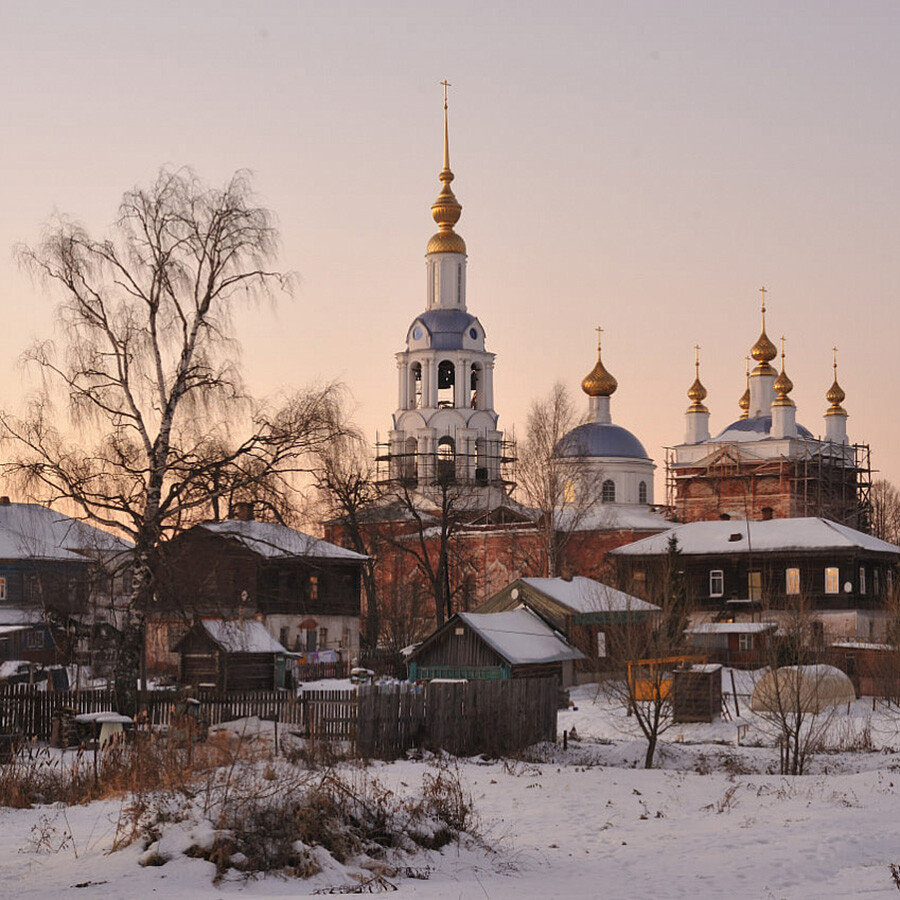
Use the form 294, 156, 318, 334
0, 1, 898, 499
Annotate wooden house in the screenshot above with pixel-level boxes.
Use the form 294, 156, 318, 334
825, 641, 897, 698
685, 622, 777, 669
150, 516, 368, 676
408, 609, 584, 686
173, 619, 290, 691
476, 576, 659, 676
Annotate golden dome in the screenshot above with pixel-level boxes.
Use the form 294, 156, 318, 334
826, 348, 847, 416
687, 346, 708, 413
773, 339, 795, 408
582, 328, 618, 398
750, 286, 777, 364
427, 82, 466, 256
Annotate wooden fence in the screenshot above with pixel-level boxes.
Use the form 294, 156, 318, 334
0, 678, 559, 759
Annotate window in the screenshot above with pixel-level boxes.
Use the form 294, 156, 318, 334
469, 364, 480, 409
825, 567, 840, 595
410, 362, 422, 409
563, 478, 575, 505
785, 568, 800, 595
709, 570, 724, 598
638, 481, 648, 505
601, 479, 616, 503
437, 360, 455, 407
437, 436, 456, 482
279, 626, 290, 648
597, 632, 607, 658
318, 627, 328, 649
876, 569, 882, 596
738, 633, 754, 652
748, 571, 762, 601
0, 577, 6, 601
859, 566, 867, 596
25, 629, 44, 650
308, 576, 319, 601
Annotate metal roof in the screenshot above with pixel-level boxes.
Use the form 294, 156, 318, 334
554, 422, 651, 460
410, 310, 480, 350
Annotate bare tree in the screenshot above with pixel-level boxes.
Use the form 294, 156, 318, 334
2, 168, 346, 711
871, 479, 900, 546
515, 382, 603, 577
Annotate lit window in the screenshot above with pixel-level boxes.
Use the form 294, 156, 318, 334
309, 576, 318, 600
709, 570, 724, 597
825, 567, 840, 595
601, 479, 616, 503
785, 568, 800, 595
859, 567, 867, 596
738, 633, 754, 652
638, 481, 648, 504
748, 571, 762, 601
0, 577, 6, 601
563, 479, 575, 505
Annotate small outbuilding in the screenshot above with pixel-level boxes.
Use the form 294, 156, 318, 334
173, 619, 289, 691
750, 664, 856, 714
408, 609, 585, 686
685, 622, 777, 669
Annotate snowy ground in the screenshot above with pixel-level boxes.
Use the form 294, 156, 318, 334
4, 679, 900, 899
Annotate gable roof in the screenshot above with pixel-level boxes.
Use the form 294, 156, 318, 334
197, 520, 368, 561
517, 576, 659, 614
610, 517, 900, 558
455, 609, 585, 665
0, 502, 130, 562
197, 619, 287, 654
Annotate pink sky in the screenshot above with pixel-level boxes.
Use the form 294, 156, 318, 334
1, 2, 897, 497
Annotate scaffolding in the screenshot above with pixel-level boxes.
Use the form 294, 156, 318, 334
665, 438, 872, 531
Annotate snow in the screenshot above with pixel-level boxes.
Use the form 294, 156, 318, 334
519, 576, 659, 614
199, 520, 368, 561
610, 516, 900, 556
7, 678, 900, 897
200, 619, 288, 654
457, 609, 585, 664
687, 621, 778, 634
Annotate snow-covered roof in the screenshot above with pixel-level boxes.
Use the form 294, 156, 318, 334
519, 576, 659, 614
0, 608, 42, 626
610, 517, 900, 557
199, 619, 288, 654
687, 622, 778, 635
556, 504, 670, 533
456, 609, 585, 665
198, 520, 368, 561
0, 502, 130, 562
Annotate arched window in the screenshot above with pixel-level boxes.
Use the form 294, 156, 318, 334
601, 479, 616, 503
475, 437, 488, 484
470, 363, 481, 409
410, 362, 422, 409
402, 437, 418, 486
437, 360, 455, 408
638, 481, 647, 504
437, 436, 456, 483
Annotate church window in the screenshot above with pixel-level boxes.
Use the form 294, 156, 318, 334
709, 570, 724, 597
470, 364, 480, 409
475, 438, 488, 485
410, 363, 422, 409
825, 567, 839, 594
785, 568, 800, 595
564, 479, 575, 505
601, 479, 616, 503
437, 436, 456, 482
403, 437, 418, 485
432, 262, 440, 306
437, 360, 455, 408
457, 263, 462, 305
638, 481, 648, 504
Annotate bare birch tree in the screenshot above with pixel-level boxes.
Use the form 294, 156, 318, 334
2, 168, 346, 711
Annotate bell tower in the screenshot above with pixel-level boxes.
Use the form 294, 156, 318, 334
384, 83, 505, 490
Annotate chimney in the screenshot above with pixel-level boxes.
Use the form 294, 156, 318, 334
232, 501, 254, 521
0, 497, 10, 505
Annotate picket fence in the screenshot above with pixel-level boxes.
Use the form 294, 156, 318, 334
0, 677, 559, 759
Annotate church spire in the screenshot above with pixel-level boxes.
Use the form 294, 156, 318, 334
685, 345, 710, 443
825, 346, 848, 444
427, 80, 466, 255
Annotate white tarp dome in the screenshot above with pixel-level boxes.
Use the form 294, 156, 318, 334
751, 665, 856, 714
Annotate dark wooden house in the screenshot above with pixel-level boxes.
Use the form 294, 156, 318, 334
150, 518, 367, 676
476, 576, 659, 677
408, 609, 584, 686
611, 517, 900, 644
173, 619, 290, 691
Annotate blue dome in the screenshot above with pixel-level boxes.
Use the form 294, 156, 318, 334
713, 415, 814, 442
554, 423, 650, 460
409, 310, 481, 350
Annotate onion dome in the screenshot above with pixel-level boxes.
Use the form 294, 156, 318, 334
427, 82, 467, 256
773, 338, 795, 408
582, 328, 618, 397
826, 348, 847, 417
739, 357, 750, 419
750, 286, 778, 376
687, 346, 708, 413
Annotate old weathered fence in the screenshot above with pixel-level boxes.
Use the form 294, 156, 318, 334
0, 678, 559, 758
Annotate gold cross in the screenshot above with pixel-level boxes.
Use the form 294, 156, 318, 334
596, 325, 603, 351
833, 345, 838, 373
440, 79, 451, 109
759, 285, 767, 313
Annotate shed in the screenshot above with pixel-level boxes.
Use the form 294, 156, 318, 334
173, 619, 289, 691
673, 664, 723, 723
826, 642, 896, 698
408, 609, 585, 686
685, 622, 777, 669
750, 664, 856, 714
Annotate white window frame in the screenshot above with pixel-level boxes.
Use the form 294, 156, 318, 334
709, 569, 724, 598
859, 566, 867, 596
738, 633, 754, 652
785, 568, 800, 595
825, 567, 840, 595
